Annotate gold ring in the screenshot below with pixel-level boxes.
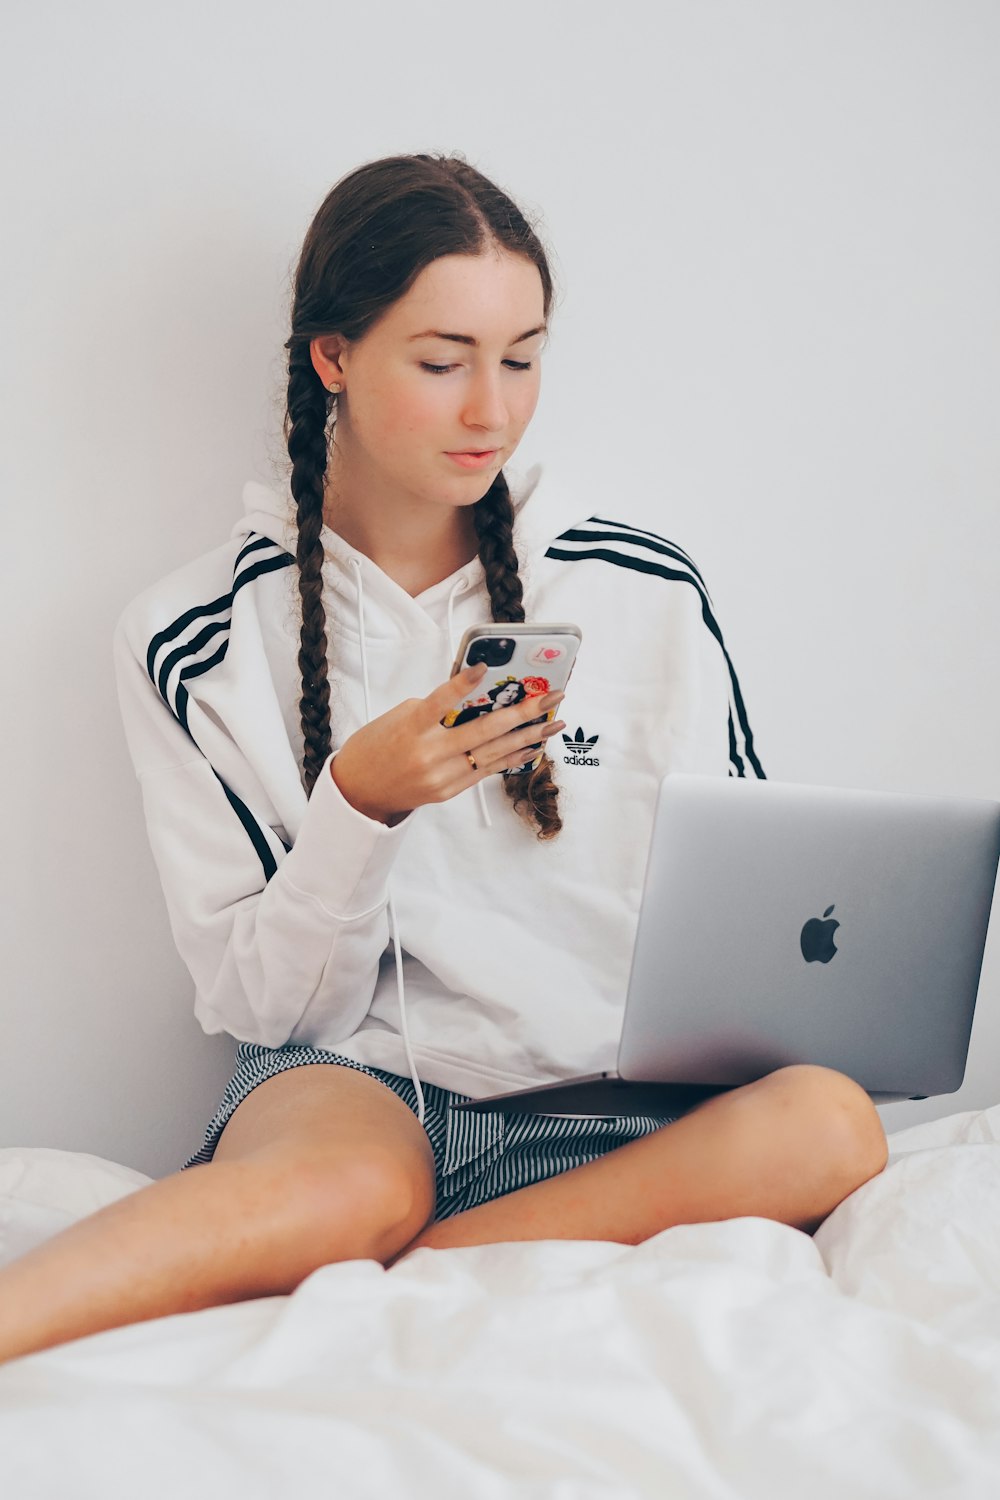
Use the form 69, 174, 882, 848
464, 749, 479, 771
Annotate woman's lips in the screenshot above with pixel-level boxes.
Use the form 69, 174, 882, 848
446, 450, 498, 469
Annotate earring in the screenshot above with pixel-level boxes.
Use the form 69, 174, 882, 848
327, 382, 342, 394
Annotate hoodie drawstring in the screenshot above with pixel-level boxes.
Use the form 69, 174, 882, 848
447, 576, 492, 830
347, 561, 487, 1128
349, 558, 426, 1125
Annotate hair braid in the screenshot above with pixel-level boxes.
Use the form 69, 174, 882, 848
284, 348, 335, 796
473, 473, 563, 840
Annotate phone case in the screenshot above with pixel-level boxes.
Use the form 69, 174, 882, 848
442, 623, 582, 776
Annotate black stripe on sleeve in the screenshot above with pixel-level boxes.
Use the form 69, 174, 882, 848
582, 516, 710, 592
145, 537, 292, 686
233, 552, 295, 597
146, 592, 231, 680
141, 534, 297, 879
544, 543, 766, 779
557, 526, 711, 599
214, 772, 279, 883
157, 620, 230, 703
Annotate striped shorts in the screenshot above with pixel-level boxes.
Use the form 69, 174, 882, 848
181, 1042, 680, 1222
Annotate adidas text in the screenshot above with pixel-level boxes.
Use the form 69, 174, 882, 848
561, 726, 601, 767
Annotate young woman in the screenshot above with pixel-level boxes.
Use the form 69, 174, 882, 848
0, 152, 887, 1365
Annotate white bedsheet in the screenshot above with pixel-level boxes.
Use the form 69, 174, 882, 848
1, 1105, 999, 1499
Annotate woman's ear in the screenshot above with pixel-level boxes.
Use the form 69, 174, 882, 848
309, 334, 347, 389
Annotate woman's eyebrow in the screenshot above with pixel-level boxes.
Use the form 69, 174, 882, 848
408, 325, 547, 347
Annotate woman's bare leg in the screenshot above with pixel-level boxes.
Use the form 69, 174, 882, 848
0, 1065, 439, 1366
388, 1064, 889, 1265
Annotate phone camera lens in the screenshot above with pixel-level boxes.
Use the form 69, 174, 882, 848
468, 637, 515, 667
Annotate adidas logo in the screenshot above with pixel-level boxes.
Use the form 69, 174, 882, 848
561, 726, 600, 767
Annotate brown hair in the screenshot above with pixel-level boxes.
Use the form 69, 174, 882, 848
281, 152, 563, 839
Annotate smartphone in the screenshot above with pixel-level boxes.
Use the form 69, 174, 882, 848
443, 622, 583, 776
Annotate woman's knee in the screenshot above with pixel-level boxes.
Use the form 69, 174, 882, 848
208, 1064, 438, 1264
761, 1063, 889, 1183
252, 1144, 434, 1267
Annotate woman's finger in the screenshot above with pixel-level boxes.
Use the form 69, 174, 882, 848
424, 663, 489, 723
447, 691, 563, 757
497, 715, 564, 757
464, 719, 565, 776
475, 708, 557, 761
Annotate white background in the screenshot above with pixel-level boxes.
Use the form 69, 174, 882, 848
1, 0, 997, 1178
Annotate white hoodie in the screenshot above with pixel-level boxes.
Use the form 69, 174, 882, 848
113, 463, 766, 1110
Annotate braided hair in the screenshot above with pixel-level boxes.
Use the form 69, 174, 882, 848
280, 152, 563, 839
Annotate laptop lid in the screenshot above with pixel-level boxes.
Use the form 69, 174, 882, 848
618, 773, 1000, 1100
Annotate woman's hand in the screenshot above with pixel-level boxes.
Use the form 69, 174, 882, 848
329, 663, 566, 825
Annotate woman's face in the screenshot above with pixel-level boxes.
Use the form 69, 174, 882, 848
311, 250, 546, 525
495, 682, 521, 707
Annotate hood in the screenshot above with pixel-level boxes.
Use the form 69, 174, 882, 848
232, 458, 590, 606
232, 458, 589, 832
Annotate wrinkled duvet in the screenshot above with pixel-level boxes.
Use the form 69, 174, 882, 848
1, 1103, 999, 1499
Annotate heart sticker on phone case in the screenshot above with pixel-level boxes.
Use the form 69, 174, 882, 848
528, 643, 563, 666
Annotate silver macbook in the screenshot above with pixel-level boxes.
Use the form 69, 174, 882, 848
453, 772, 1000, 1117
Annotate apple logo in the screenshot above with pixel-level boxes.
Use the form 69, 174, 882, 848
800, 904, 840, 964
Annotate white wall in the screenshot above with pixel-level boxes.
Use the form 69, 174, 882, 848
2, 0, 997, 1179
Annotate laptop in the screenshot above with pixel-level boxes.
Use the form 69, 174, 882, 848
452, 772, 1000, 1117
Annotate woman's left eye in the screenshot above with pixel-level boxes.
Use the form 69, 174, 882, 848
421, 361, 534, 375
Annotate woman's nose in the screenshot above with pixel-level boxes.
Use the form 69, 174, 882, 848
463, 376, 509, 428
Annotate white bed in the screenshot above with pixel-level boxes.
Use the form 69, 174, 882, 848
1, 1104, 998, 1499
